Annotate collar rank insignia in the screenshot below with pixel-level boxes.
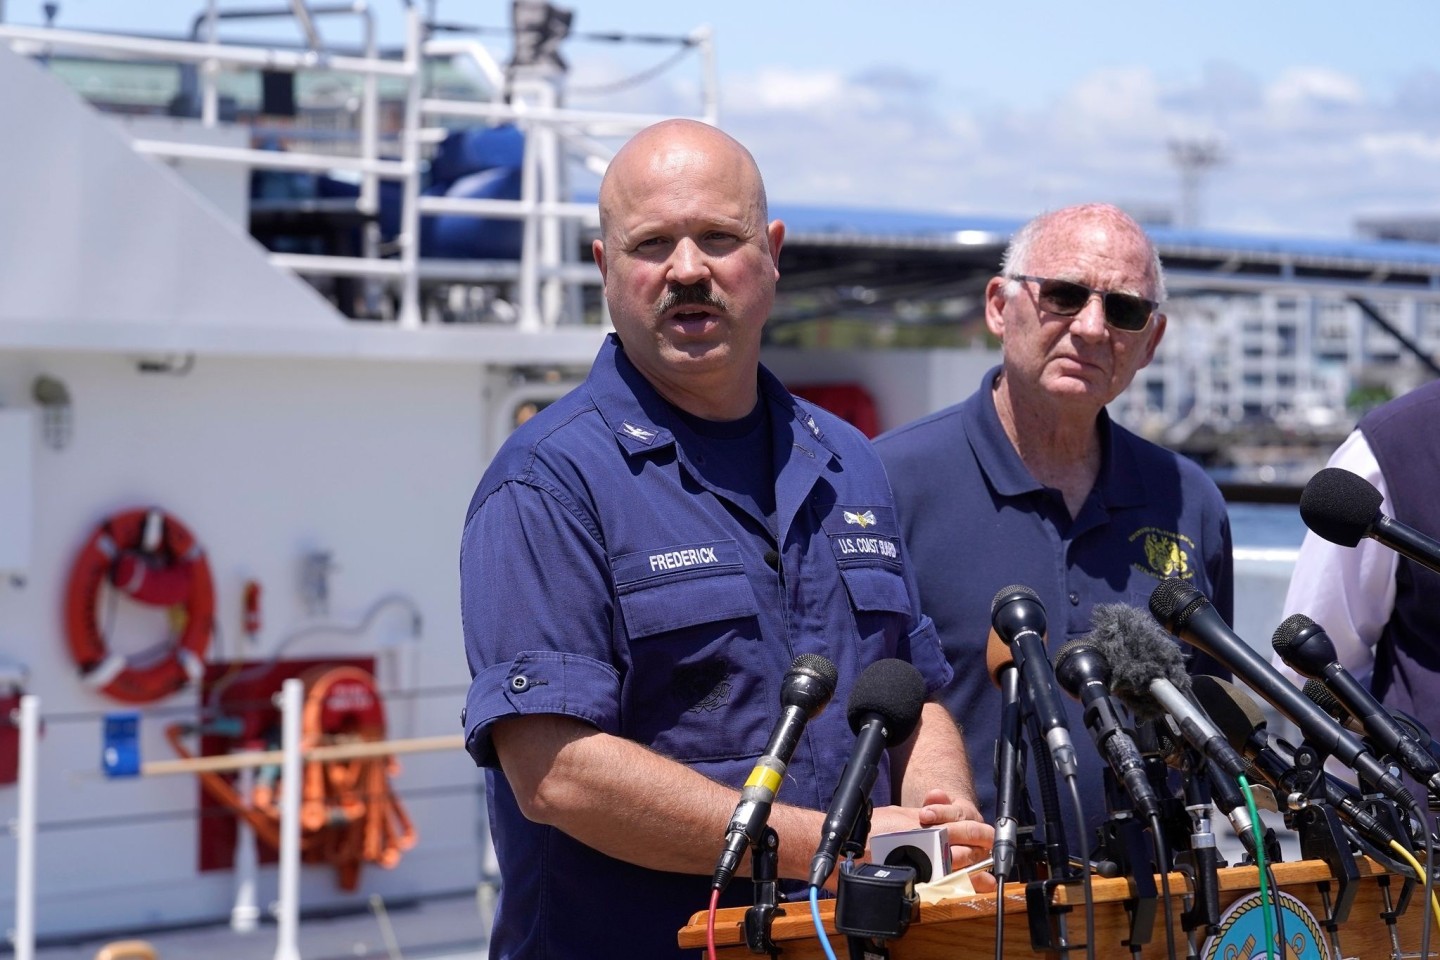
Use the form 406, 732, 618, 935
843, 509, 877, 528
620, 421, 657, 444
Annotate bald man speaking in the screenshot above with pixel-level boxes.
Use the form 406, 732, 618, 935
459, 120, 991, 958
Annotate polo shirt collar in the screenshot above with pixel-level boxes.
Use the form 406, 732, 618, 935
964, 366, 1040, 498
1099, 413, 1148, 508
965, 364, 1146, 508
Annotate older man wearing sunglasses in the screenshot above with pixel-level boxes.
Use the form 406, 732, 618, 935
874, 202, 1233, 850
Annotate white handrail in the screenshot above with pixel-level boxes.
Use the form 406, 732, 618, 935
419, 97, 695, 131
268, 253, 409, 278
12, 695, 39, 960
423, 37, 506, 95
272, 678, 303, 960
130, 140, 411, 177
0, 24, 414, 77
231, 765, 261, 934
416, 195, 598, 223
0, 14, 720, 329
396, 4, 424, 329
692, 25, 719, 126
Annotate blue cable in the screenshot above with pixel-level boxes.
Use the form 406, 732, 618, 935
809, 884, 840, 960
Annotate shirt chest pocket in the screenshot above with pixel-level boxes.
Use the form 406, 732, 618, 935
837, 564, 911, 617
609, 539, 766, 761
611, 539, 759, 637
822, 506, 912, 652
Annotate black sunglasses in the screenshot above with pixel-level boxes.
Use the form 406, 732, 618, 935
1011, 274, 1158, 332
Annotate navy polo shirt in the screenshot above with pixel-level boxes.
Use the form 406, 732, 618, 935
460, 335, 951, 960
874, 366, 1232, 846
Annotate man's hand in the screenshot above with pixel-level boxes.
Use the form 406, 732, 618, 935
867, 788, 996, 892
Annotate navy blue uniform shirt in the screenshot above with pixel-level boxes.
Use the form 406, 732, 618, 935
874, 366, 1232, 847
461, 335, 951, 960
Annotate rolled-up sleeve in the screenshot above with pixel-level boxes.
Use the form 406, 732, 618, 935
460, 479, 620, 766
901, 614, 952, 697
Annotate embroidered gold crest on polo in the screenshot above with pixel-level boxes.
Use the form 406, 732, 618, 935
1129, 526, 1196, 579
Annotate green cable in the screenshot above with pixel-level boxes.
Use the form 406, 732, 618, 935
1238, 774, 1277, 960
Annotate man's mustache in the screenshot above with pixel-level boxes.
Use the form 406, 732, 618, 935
656, 284, 728, 317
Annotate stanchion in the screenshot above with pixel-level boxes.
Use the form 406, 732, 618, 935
14, 694, 39, 960
273, 677, 303, 960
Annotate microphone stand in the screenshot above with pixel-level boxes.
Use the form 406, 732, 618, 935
743, 827, 784, 958
993, 667, 1027, 960
994, 668, 1024, 883
1093, 770, 1158, 958
1019, 684, 1081, 956
1175, 749, 1221, 946
1287, 740, 1360, 949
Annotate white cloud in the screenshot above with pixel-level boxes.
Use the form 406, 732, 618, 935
1058, 67, 1166, 132
1360, 132, 1440, 162
727, 67, 860, 113
1265, 67, 1365, 110
567, 53, 1440, 237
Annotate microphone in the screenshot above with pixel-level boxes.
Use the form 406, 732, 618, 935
1052, 640, 1160, 821
1303, 679, 1440, 768
1149, 578, 1415, 811
1300, 467, 1440, 575
991, 585, 1077, 780
986, 629, 1023, 879
1085, 603, 1255, 847
1087, 604, 1249, 780
1272, 614, 1440, 795
1190, 675, 1398, 850
712, 653, 839, 892
808, 658, 926, 889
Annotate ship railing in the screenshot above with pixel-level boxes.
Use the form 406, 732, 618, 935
7, 680, 485, 960
0, 9, 719, 332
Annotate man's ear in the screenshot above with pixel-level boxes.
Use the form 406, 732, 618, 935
984, 276, 1009, 341
766, 220, 785, 277
592, 239, 607, 283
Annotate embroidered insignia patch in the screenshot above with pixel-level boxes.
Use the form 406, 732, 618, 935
1129, 526, 1196, 579
843, 509, 878, 528
675, 661, 732, 713
620, 421, 657, 444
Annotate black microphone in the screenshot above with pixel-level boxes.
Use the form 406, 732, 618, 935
1086, 603, 1256, 848
1300, 467, 1440, 576
1052, 640, 1160, 821
986, 628, 1023, 879
808, 658, 926, 889
1272, 614, 1440, 795
1190, 675, 1398, 850
1303, 679, 1440, 768
712, 653, 839, 892
1149, 578, 1415, 811
991, 585, 1077, 780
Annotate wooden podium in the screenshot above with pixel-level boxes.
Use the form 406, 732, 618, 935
680, 859, 1426, 958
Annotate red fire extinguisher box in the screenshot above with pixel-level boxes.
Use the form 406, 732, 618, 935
0, 691, 23, 784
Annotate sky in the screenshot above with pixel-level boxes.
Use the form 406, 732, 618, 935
17, 0, 1440, 237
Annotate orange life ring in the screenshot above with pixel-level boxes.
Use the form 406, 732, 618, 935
64, 508, 215, 703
